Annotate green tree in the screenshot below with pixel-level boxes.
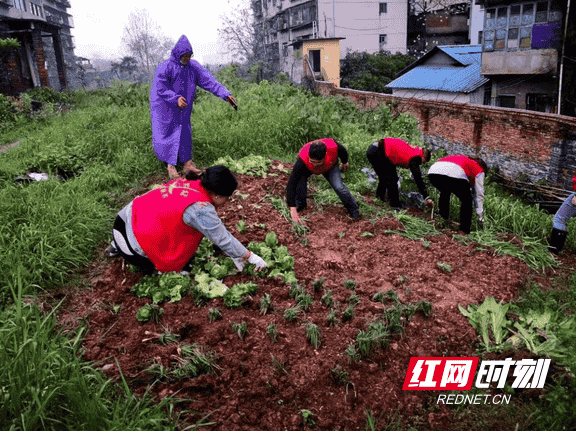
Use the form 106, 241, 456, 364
340, 51, 416, 93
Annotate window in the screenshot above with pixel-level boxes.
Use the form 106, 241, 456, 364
478, 31, 483, 44
379, 34, 387, 50
379, 3, 387, 14
526, 93, 555, 112
483, 82, 493, 105
497, 95, 516, 108
14, 0, 27, 11
483, 1, 562, 51
30, 3, 43, 17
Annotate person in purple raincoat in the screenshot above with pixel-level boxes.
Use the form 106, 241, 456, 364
151, 35, 237, 179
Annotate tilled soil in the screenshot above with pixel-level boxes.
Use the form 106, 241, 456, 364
56, 161, 553, 430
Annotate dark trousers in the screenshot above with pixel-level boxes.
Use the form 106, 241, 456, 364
366, 144, 400, 207
428, 174, 473, 234
294, 165, 359, 217
112, 215, 157, 275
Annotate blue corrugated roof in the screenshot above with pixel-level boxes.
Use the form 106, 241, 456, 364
437, 45, 483, 66
386, 45, 489, 93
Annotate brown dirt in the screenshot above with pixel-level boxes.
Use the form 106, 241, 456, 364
54, 161, 553, 430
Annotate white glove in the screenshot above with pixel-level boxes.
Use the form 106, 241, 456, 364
248, 252, 267, 269
232, 252, 267, 272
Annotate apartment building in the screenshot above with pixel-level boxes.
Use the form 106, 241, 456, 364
477, 0, 567, 112
0, 0, 77, 96
252, 0, 408, 82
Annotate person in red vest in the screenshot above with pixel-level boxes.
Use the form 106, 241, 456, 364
427, 155, 488, 234
366, 137, 433, 210
548, 174, 576, 254
286, 138, 359, 223
107, 165, 267, 275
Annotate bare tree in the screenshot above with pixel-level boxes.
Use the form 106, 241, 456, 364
122, 9, 174, 82
217, 0, 255, 63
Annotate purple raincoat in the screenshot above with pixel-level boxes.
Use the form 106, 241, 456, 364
150, 35, 231, 165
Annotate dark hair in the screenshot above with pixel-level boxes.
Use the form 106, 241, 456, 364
422, 148, 431, 163
471, 157, 488, 174
309, 141, 327, 160
185, 165, 237, 196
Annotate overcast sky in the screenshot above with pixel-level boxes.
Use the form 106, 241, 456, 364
69, 0, 245, 65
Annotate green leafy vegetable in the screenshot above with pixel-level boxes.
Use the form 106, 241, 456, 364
223, 282, 258, 308
459, 297, 510, 350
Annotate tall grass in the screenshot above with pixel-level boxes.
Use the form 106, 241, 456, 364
0, 273, 179, 430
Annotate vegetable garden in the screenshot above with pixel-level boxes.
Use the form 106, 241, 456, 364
1, 71, 576, 430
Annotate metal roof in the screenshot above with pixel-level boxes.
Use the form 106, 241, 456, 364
386, 45, 489, 93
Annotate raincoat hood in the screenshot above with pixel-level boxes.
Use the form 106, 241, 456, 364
171, 35, 193, 62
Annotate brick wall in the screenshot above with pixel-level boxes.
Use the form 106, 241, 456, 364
316, 81, 576, 189
31, 30, 49, 87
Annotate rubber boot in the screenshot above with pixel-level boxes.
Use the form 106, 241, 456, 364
548, 228, 568, 255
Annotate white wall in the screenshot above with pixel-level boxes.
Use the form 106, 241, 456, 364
318, 0, 408, 56
469, 1, 485, 45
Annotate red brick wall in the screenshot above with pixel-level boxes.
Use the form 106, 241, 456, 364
1, 52, 28, 96
317, 82, 576, 159
32, 31, 49, 87
316, 81, 576, 186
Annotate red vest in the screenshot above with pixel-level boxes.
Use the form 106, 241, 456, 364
132, 178, 212, 272
383, 138, 424, 168
298, 138, 339, 175
440, 155, 484, 182
572, 175, 576, 191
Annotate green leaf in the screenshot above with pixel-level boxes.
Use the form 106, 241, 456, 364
265, 231, 278, 248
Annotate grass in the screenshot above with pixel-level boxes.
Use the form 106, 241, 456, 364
231, 321, 248, 340
267, 323, 279, 343
208, 308, 223, 322
343, 279, 357, 290
305, 321, 322, 348
284, 306, 302, 322
259, 293, 273, 315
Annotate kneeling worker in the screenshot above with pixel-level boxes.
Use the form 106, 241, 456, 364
428, 155, 488, 234
366, 137, 433, 209
108, 165, 267, 274
286, 138, 359, 223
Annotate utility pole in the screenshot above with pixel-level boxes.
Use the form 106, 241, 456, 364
557, 0, 571, 115
333, 0, 336, 37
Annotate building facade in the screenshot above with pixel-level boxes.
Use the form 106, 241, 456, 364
0, 0, 78, 96
252, 0, 408, 83
477, 0, 567, 112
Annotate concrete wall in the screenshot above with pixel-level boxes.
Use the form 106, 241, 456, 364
318, 0, 408, 55
315, 81, 576, 189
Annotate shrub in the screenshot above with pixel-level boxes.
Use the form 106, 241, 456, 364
0, 94, 19, 131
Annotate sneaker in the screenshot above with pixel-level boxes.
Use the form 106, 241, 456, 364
106, 241, 120, 257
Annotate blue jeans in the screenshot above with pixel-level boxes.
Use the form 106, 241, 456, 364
295, 165, 359, 217
553, 192, 576, 231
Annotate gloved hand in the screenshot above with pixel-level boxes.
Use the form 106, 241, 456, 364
232, 252, 268, 272
477, 216, 484, 229
248, 252, 267, 269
